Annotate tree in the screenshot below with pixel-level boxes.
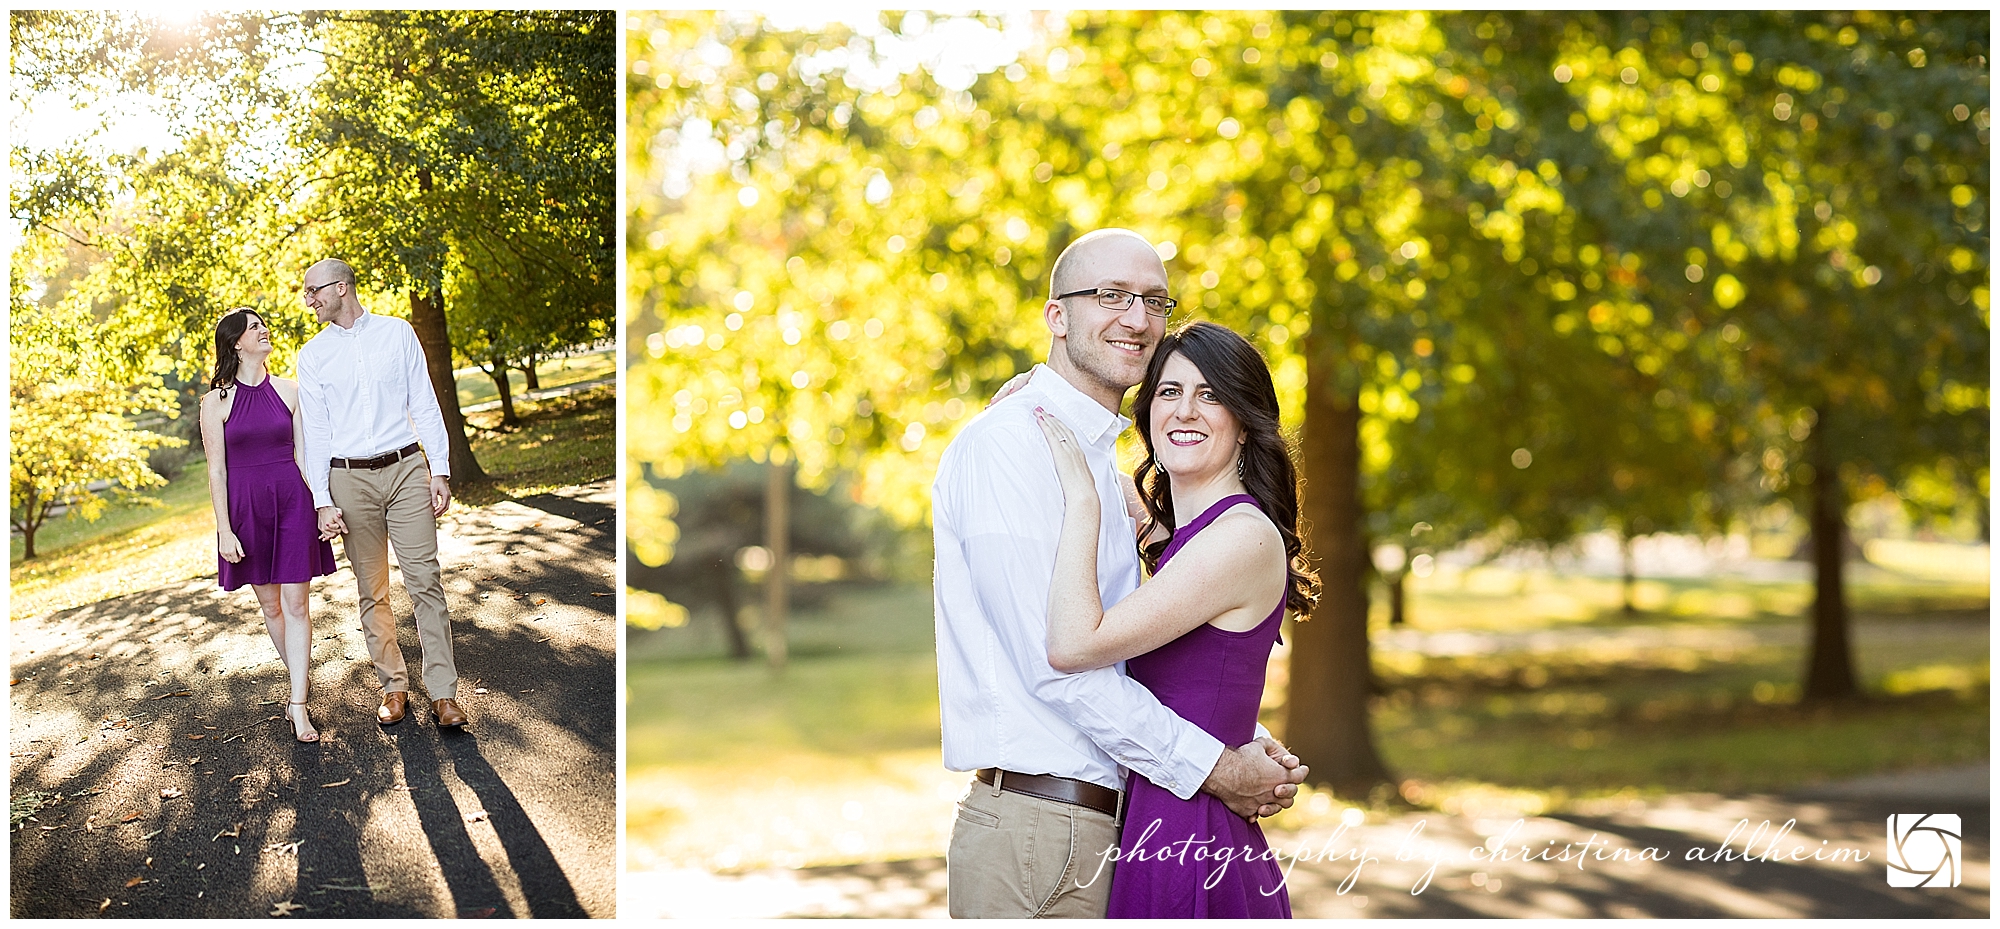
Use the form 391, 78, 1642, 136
300, 10, 616, 481
1528, 11, 1989, 699
11, 10, 617, 482
9, 289, 183, 560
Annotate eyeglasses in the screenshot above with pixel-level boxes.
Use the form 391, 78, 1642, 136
1056, 287, 1177, 318
302, 281, 340, 299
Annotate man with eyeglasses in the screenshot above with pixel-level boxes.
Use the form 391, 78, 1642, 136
296, 258, 468, 730
932, 228, 1307, 917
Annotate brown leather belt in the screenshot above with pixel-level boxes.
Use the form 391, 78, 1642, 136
975, 768, 1120, 816
331, 442, 422, 470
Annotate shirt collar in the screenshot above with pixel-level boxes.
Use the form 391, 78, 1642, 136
331, 309, 373, 335
1026, 363, 1130, 447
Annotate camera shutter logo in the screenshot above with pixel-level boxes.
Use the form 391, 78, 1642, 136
1886, 814, 1960, 887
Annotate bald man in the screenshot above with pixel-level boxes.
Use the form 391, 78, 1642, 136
931, 229, 1307, 917
297, 258, 467, 729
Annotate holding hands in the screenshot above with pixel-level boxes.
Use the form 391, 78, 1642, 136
316, 506, 347, 540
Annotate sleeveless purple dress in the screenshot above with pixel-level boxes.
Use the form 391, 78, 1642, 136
1106, 493, 1291, 919
217, 378, 337, 591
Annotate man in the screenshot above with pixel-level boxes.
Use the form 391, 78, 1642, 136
297, 258, 467, 729
934, 229, 1308, 917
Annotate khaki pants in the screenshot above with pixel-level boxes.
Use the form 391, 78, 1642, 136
946, 775, 1121, 918
329, 453, 457, 699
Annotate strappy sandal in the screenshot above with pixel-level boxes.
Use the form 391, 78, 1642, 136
287, 701, 320, 743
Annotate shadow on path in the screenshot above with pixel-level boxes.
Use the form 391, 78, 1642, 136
10, 481, 616, 919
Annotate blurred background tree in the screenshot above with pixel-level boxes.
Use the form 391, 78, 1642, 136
630, 10, 1985, 799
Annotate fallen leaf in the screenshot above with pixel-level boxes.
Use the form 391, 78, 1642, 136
213, 825, 241, 841
320, 779, 351, 788
473, 688, 489, 695
590, 592, 610, 597
99, 899, 110, 913
160, 789, 183, 799
230, 774, 251, 782
141, 829, 162, 840
463, 810, 489, 823
187, 735, 204, 740
270, 900, 305, 917
120, 811, 144, 823
124, 877, 144, 888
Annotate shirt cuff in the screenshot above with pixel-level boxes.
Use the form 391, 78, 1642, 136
312, 491, 333, 509
1164, 723, 1227, 802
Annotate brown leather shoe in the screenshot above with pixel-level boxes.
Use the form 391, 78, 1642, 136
377, 691, 408, 725
433, 698, 468, 728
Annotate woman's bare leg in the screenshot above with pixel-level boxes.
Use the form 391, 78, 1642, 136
258, 582, 317, 741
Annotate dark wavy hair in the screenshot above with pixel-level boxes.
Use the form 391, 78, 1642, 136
209, 308, 262, 393
1131, 321, 1320, 617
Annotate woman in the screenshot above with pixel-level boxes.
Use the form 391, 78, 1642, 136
199, 308, 339, 743
1033, 321, 1317, 918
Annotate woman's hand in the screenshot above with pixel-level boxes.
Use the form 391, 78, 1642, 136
217, 529, 245, 564
990, 370, 1031, 405
1034, 407, 1098, 506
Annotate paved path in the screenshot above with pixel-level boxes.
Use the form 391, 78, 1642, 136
10, 482, 616, 918
626, 764, 1988, 918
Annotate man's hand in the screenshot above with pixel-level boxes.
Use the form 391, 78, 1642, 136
429, 476, 451, 517
1200, 739, 1310, 820
316, 506, 347, 540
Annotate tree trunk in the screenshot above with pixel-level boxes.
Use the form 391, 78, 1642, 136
522, 352, 542, 391
19, 498, 44, 560
488, 353, 520, 428
1621, 533, 1638, 615
409, 290, 486, 483
763, 453, 792, 670
1387, 569, 1407, 626
1285, 340, 1393, 798
714, 553, 751, 660
1802, 407, 1858, 701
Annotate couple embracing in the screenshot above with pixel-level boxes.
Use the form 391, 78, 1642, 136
937, 229, 1319, 918
199, 258, 466, 743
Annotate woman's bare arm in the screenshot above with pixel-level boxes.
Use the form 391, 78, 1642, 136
199, 390, 243, 563
1036, 412, 1279, 672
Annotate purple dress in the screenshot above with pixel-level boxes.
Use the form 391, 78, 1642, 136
1106, 493, 1291, 919
216, 377, 337, 591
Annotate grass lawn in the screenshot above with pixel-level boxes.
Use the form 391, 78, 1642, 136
626, 558, 1989, 871
455, 348, 614, 410
9, 383, 613, 620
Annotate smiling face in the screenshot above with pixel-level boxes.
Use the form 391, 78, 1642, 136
233, 313, 272, 358
1146, 351, 1245, 482
1045, 233, 1169, 409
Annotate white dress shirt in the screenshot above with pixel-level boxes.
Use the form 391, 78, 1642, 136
296, 310, 453, 508
934, 364, 1224, 799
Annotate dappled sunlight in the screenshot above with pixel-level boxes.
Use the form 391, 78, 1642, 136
12, 481, 614, 917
